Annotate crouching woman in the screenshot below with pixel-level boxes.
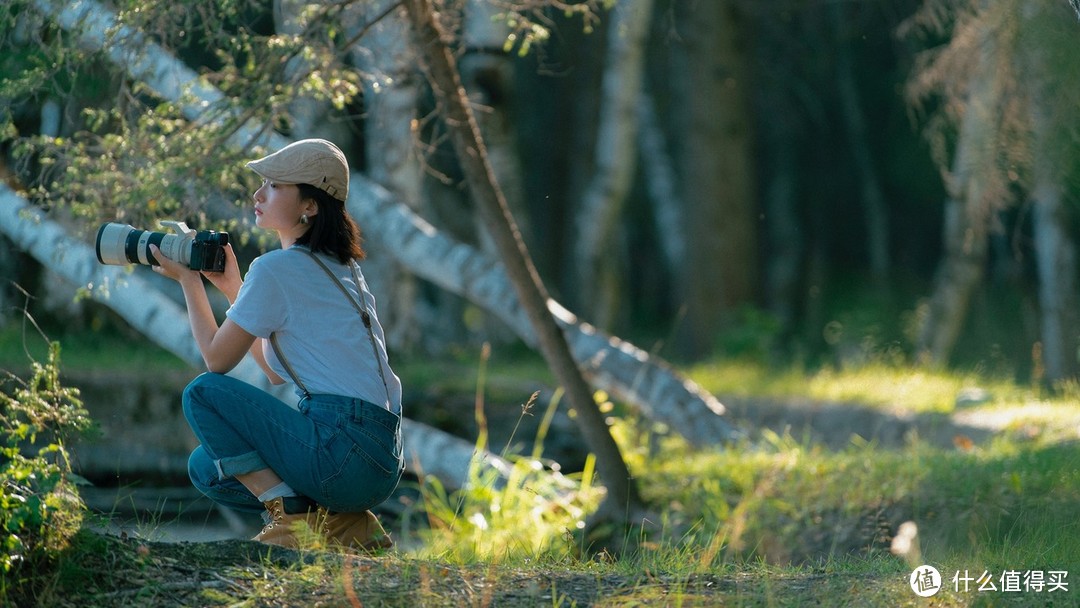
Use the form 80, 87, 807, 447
150, 139, 403, 550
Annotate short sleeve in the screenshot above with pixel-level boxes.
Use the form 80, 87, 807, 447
226, 255, 288, 338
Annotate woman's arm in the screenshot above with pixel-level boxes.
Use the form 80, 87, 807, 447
151, 244, 253, 374
195, 244, 283, 383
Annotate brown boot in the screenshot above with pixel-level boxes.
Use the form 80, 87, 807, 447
318, 508, 393, 552
253, 496, 320, 548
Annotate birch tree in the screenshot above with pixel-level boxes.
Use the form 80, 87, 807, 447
906, 1, 1016, 365
573, 0, 653, 331
637, 91, 684, 280
5, 0, 739, 449
347, 0, 432, 351
1021, 1, 1080, 382
671, 0, 759, 358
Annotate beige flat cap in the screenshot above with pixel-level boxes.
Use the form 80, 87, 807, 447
246, 139, 349, 202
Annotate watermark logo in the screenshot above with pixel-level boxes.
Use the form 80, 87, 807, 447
908, 566, 1070, 597
910, 565, 942, 597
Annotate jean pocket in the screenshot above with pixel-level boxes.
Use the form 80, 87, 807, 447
347, 423, 402, 475
304, 407, 346, 446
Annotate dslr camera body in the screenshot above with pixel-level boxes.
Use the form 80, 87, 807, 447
96, 220, 229, 272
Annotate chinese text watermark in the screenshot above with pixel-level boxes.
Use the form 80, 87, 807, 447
909, 566, 1069, 597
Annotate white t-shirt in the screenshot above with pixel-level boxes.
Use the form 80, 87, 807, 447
227, 247, 402, 414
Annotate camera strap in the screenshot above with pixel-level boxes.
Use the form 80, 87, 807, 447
269, 249, 394, 410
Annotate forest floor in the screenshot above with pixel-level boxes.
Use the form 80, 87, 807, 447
26, 394, 1078, 608
7, 337, 1079, 607
35, 532, 931, 607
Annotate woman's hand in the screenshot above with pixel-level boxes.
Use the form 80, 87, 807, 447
149, 244, 200, 284
201, 243, 242, 303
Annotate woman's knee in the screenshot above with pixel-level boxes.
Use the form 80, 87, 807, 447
187, 445, 218, 488
182, 372, 233, 416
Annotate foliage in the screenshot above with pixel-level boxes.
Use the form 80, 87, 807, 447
0, 0, 365, 240
0, 342, 91, 603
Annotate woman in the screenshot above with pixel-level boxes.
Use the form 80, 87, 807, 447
151, 139, 404, 551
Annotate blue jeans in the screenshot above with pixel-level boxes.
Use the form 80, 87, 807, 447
183, 372, 404, 515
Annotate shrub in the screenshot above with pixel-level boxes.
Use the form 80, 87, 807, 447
0, 342, 91, 598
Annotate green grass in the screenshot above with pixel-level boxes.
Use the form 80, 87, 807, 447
6, 343, 1080, 606
0, 325, 188, 374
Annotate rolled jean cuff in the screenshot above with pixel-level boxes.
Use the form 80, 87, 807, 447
216, 450, 269, 479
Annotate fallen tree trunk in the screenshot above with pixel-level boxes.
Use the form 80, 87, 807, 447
0, 186, 515, 490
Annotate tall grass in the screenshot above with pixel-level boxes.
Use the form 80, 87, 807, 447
407, 351, 1080, 587
408, 344, 603, 562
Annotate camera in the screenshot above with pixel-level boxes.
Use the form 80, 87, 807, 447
96, 220, 230, 272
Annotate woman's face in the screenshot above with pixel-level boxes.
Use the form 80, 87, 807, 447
252, 179, 305, 231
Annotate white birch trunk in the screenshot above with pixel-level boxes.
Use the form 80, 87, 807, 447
1025, 3, 1078, 383
637, 91, 684, 276
33, 0, 741, 446
347, 0, 430, 351
460, 0, 532, 250
1030, 161, 1077, 383
573, 0, 652, 329
915, 41, 999, 363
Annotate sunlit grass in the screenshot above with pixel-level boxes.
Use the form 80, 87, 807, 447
404, 345, 602, 564
392, 353, 1080, 598
11, 340, 1080, 605
689, 357, 1048, 414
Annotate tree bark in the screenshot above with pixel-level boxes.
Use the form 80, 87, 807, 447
347, 0, 429, 351
573, 0, 653, 330
1025, 2, 1079, 383
1030, 156, 1078, 383
457, 0, 533, 345
672, 0, 759, 358
831, 4, 889, 283
637, 91, 684, 278
401, 0, 644, 518
761, 108, 802, 335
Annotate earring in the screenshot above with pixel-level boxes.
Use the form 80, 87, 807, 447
300, 214, 309, 225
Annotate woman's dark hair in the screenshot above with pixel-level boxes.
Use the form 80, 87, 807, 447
296, 184, 365, 263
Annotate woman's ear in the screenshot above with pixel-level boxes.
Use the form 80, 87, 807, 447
302, 198, 319, 219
